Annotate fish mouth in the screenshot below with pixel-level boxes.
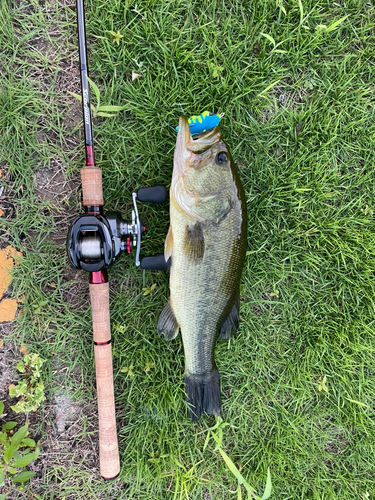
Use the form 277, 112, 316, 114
176, 116, 222, 155
173, 116, 222, 220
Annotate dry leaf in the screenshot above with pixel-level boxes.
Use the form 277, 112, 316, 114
132, 72, 141, 81
5, 245, 22, 260
0, 246, 23, 320
0, 299, 18, 322
20, 344, 29, 355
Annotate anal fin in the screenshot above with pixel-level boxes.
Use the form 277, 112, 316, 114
218, 295, 240, 340
157, 301, 179, 341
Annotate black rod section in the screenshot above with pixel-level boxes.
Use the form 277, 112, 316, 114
76, 0, 95, 166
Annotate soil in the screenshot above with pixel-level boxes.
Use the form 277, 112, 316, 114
32, 162, 80, 246
0, 334, 17, 399
33, 163, 75, 205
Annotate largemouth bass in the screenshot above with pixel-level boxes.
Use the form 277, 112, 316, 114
158, 116, 247, 422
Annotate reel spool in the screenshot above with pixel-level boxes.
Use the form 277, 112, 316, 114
67, 185, 170, 272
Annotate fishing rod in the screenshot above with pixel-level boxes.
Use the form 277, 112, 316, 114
66, 0, 169, 480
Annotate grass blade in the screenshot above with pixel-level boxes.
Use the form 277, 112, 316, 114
297, 0, 304, 25
97, 105, 127, 111
96, 112, 118, 117
86, 76, 100, 108
68, 92, 82, 101
260, 33, 276, 47
326, 15, 349, 33
218, 448, 258, 495
258, 80, 281, 97
261, 469, 272, 500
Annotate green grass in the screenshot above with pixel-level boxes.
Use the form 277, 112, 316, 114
1, 0, 375, 498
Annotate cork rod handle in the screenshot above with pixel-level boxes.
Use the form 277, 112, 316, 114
90, 282, 120, 479
81, 166, 104, 206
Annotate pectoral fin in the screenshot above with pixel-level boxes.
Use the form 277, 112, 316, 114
184, 222, 204, 262
164, 226, 173, 261
217, 295, 240, 340
157, 301, 179, 341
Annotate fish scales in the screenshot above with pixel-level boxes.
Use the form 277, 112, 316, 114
171, 199, 242, 374
158, 116, 247, 422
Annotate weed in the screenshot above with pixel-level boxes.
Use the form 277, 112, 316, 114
0, 401, 40, 493
142, 283, 156, 296
317, 375, 329, 393
9, 353, 45, 413
204, 418, 272, 500
109, 30, 123, 45
70, 78, 127, 118
121, 365, 135, 378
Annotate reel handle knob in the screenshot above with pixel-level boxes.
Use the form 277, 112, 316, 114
140, 254, 171, 271
137, 186, 167, 204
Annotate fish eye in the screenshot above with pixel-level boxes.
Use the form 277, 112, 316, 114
215, 152, 228, 165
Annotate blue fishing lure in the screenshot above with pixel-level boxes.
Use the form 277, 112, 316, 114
176, 111, 224, 136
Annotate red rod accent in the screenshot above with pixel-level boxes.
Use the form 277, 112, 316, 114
86, 145, 94, 166
90, 269, 108, 284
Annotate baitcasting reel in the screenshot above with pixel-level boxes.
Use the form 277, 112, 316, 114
66, 185, 170, 273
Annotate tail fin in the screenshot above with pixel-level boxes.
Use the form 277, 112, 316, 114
184, 369, 221, 422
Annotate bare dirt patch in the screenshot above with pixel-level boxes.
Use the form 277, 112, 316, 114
0, 337, 18, 399
64, 99, 83, 133
0, 202, 15, 222
61, 267, 89, 309
0, 195, 17, 248
32, 159, 81, 246
33, 161, 77, 206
